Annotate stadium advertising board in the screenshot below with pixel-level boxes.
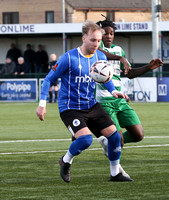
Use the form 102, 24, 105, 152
157, 77, 169, 102
121, 77, 157, 102
0, 79, 38, 102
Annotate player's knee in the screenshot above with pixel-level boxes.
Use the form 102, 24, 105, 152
69, 134, 93, 156
129, 125, 144, 142
107, 131, 121, 145
135, 128, 144, 142
137, 130, 144, 141
77, 134, 93, 149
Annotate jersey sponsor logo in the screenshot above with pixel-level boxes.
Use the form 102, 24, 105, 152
75, 74, 94, 83
73, 119, 80, 127
52, 64, 58, 71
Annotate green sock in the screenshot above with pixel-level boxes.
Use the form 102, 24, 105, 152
123, 131, 135, 143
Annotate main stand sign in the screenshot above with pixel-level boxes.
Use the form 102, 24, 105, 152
0, 79, 38, 102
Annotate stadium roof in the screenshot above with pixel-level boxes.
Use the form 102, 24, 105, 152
66, 0, 169, 11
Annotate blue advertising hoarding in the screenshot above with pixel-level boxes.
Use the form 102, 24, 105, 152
157, 77, 169, 102
0, 79, 38, 102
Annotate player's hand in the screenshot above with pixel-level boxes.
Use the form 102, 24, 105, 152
113, 92, 130, 100
149, 58, 163, 70
119, 57, 131, 75
36, 106, 46, 121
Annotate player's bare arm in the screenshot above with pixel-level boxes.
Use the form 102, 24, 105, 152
149, 58, 164, 70
126, 58, 163, 79
112, 91, 130, 100
36, 106, 46, 121
98, 47, 130, 75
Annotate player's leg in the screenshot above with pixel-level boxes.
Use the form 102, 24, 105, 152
97, 128, 130, 178
118, 105, 144, 144
91, 103, 133, 181
49, 87, 53, 103
62, 128, 92, 164
98, 101, 144, 145
54, 91, 57, 102
100, 125, 133, 181
94, 103, 130, 178
59, 110, 93, 183
97, 103, 123, 156
123, 124, 144, 143
54, 82, 58, 102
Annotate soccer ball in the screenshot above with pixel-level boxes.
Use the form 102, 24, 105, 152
90, 60, 114, 83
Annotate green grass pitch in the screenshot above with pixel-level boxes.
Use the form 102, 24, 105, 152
0, 102, 169, 200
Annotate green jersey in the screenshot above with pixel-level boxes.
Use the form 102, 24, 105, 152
96, 41, 131, 103
95, 41, 141, 132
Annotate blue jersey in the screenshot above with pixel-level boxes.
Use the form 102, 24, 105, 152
40, 47, 115, 113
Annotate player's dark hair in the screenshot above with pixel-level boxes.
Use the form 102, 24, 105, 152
96, 15, 117, 31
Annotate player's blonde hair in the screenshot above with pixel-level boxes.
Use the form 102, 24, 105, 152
82, 20, 104, 36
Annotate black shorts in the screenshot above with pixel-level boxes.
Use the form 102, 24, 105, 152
60, 103, 115, 138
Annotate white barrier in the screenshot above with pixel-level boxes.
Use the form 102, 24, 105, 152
121, 77, 157, 102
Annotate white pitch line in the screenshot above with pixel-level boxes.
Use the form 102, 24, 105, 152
124, 144, 169, 148
0, 136, 169, 144
0, 144, 169, 155
0, 138, 71, 143
144, 136, 169, 139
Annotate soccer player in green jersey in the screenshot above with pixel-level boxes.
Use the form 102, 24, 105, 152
95, 18, 163, 171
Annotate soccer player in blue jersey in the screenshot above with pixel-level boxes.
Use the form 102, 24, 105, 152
36, 20, 133, 183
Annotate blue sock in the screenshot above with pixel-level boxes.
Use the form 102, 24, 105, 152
107, 131, 121, 162
69, 134, 93, 156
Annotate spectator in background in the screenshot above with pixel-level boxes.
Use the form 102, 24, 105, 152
15, 57, 29, 75
0, 57, 16, 74
48, 53, 58, 103
6, 43, 22, 65
24, 44, 35, 73
34, 44, 49, 73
